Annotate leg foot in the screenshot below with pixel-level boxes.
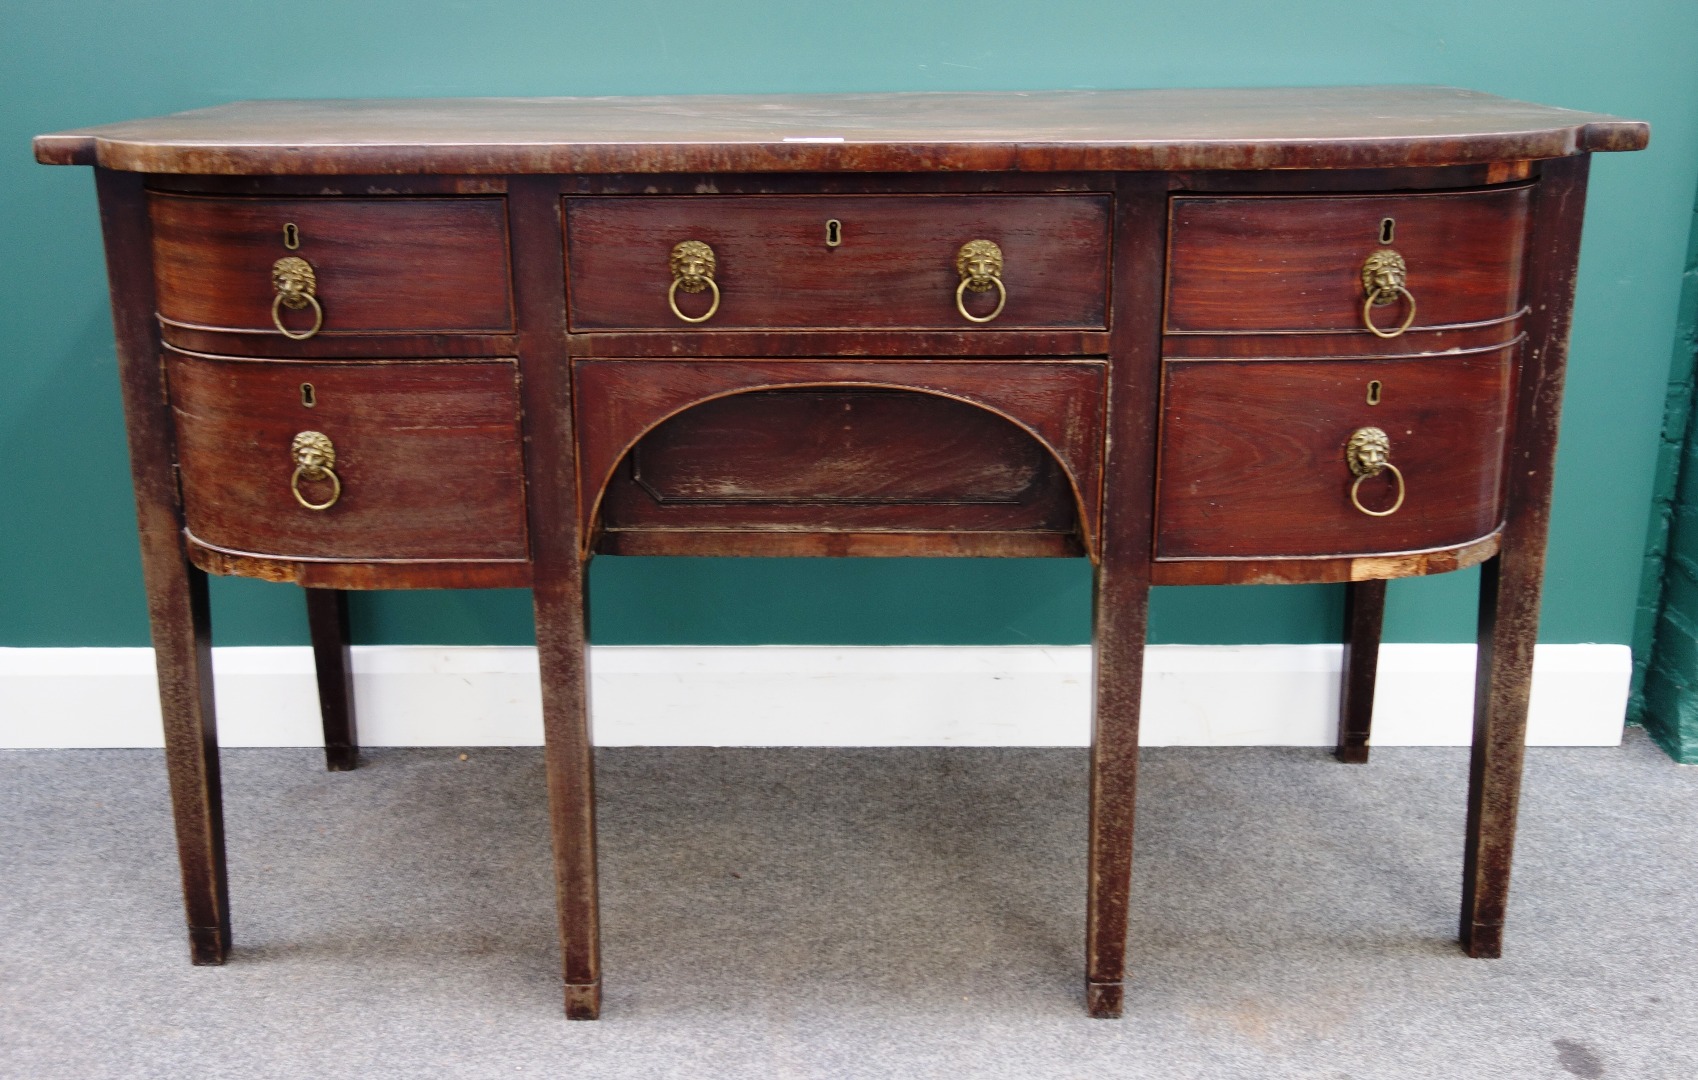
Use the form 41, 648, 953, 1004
564, 981, 601, 1020
1086, 981, 1124, 1019
188, 923, 231, 965
1463, 921, 1504, 958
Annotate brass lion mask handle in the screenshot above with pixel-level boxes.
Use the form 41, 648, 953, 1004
667, 240, 721, 324
272, 256, 324, 340
1345, 426, 1405, 517
955, 239, 1007, 324
1361, 249, 1416, 339
290, 430, 342, 511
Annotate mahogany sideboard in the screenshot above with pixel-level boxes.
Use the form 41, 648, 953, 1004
35, 88, 1648, 1020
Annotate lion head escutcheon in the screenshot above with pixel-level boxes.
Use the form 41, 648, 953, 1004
955, 239, 1004, 292
1345, 427, 1390, 478
954, 239, 1008, 324
1360, 248, 1416, 339
668, 240, 716, 293
1345, 426, 1405, 517
270, 255, 323, 340
290, 430, 342, 511
666, 240, 721, 323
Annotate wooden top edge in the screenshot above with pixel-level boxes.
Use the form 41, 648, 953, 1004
34, 87, 1649, 174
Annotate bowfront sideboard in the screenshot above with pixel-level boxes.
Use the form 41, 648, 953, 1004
35, 88, 1647, 1020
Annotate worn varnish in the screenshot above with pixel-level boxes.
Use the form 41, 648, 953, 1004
566, 194, 1110, 330
34, 88, 1646, 174
151, 193, 514, 336
572, 359, 1107, 557
36, 90, 1648, 1024
1156, 349, 1512, 559
168, 352, 529, 561
599, 389, 1080, 552
1165, 188, 1530, 334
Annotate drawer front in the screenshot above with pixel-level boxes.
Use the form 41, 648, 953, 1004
1156, 350, 1511, 559
169, 354, 527, 561
565, 195, 1110, 331
1165, 187, 1530, 334
151, 194, 515, 335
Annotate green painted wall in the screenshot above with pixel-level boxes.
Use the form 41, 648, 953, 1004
4, 1, 1696, 649
1633, 181, 1698, 761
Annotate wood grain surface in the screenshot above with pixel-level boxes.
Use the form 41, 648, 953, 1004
572, 359, 1106, 557
566, 194, 1108, 330
598, 388, 1079, 545
168, 353, 528, 561
35, 88, 1646, 174
1165, 187, 1529, 334
1156, 348, 1512, 559
151, 193, 514, 335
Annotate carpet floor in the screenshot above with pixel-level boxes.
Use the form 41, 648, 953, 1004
1, 730, 1693, 1079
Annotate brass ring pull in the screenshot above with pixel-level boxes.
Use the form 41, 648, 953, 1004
955, 239, 1006, 324
955, 275, 1007, 324
1361, 249, 1415, 339
271, 290, 324, 340
290, 431, 341, 511
291, 463, 342, 510
1362, 285, 1416, 339
667, 240, 720, 324
667, 275, 721, 324
1350, 462, 1405, 517
1345, 427, 1405, 517
271, 255, 323, 340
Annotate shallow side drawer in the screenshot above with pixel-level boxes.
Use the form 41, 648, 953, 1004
151, 194, 515, 335
1165, 188, 1530, 334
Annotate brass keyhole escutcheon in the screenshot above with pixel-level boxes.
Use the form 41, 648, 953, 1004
1366, 380, 1382, 406
283, 222, 301, 250
1345, 426, 1405, 517
825, 219, 842, 247
290, 430, 342, 511
954, 239, 1007, 324
271, 255, 323, 340
300, 382, 316, 408
667, 240, 721, 323
1378, 217, 1395, 245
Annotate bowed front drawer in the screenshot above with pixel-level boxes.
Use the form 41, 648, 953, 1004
1155, 347, 1513, 560
166, 352, 528, 562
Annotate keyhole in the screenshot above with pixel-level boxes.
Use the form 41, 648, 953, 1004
283, 222, 300, 250
825, 219, 842, 248
1366, 380, 1382, 406
300, 382, 316, 408
1378, 217, 1395, 245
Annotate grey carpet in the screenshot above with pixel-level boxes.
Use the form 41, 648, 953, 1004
1, 731, 1693, 1079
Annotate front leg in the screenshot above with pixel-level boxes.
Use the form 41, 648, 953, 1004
1085, 560, 1150, 1018
97, 168, 231, 963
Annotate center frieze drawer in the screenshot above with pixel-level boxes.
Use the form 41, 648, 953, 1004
1155, 349, 1512, 560
167, 352, 528, 562
149, 194, 515, 337
564, 194, 1111, 331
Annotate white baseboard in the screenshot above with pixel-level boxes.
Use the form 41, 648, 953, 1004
0, 644, 1628, 750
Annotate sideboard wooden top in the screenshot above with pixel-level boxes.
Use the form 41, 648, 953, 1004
35, 87, 1646, 175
